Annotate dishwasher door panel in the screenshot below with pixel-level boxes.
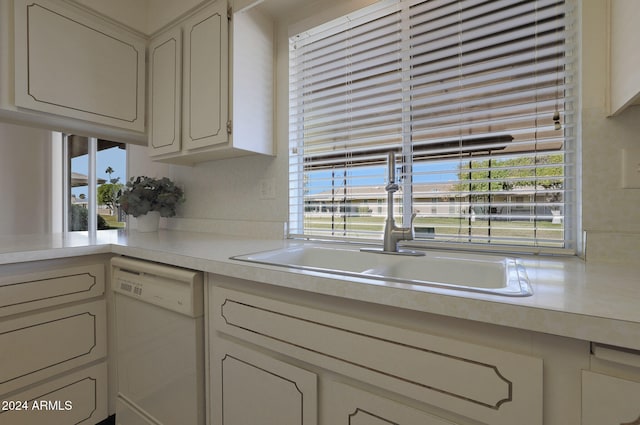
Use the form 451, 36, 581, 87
114, 293, 204, 425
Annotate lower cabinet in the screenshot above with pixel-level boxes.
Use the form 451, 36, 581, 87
582, 343, 640, 425
0, 362, 107, 425
582, 370, 640, 425
209, 283, 544, 425
0, 258, 108, 424
0, 300, 106, 395
210, 338, 317, 425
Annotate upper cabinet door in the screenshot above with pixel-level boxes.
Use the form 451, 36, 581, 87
149, 26, 182, 156
182, 0, 229, 151
13, 0, 145, 132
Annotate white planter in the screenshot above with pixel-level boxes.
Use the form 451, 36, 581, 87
135, 211, 160, 232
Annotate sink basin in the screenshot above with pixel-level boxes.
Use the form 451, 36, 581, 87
231, 244, 532, 297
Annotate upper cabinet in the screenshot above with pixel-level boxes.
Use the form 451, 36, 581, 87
148, 0, 274, 165
182, 1, 229, 152
0, 0, 147, 143
608, 0, 640, 116
0, 0, 273, 152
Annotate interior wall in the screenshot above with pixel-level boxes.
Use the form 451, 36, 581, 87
0, 122, 52, 236
581, 0, 640, 262
128, 142, 285, 237
127, 0, 640, 257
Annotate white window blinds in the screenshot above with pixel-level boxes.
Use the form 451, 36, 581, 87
289, 0, 576, 252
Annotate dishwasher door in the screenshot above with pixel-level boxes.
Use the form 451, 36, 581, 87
111, 257, 205, 425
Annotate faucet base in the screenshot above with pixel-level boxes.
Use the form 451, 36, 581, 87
360, 247, 426, 256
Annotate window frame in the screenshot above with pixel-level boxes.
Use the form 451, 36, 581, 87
59, 134, 127, 234
288, 0, 579, 255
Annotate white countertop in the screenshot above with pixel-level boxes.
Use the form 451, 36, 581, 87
1, 229, 639, 350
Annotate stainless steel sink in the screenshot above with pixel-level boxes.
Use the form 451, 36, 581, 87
231, 244, 532, 297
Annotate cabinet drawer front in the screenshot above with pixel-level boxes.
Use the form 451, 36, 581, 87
212, 287, 542, 425
0, 264, 104, 317
582, 370, 640, 425
13, 0, 145, 131
0, 300, 106, 395
0, 362, 107, 425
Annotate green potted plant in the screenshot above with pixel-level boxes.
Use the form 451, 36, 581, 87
118, 176, 185, 232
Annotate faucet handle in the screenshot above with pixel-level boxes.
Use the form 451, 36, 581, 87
397, 213, 418, 240
385, 182, 399, 192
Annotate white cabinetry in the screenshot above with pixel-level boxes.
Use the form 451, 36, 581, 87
148, 1, 273, 165
582, 371, 640, 425
608, 0, 640, 115
0, 259, 108, 425
149, 26, 182, 156
582, 343, 640, 425
209, 283, 543, 425
0, 363, 107, 425
0, 0, 146, 143
323, 381, 459, 425
211, 338, 317, 425
182, 1, 229, 152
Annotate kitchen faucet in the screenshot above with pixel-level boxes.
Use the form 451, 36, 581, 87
363, 151, 425, 256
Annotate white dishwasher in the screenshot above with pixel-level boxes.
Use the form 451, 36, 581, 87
111, 257, 205, 425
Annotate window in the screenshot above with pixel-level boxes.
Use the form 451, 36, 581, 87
64, 135, 127, 232
289, 0, 576, 253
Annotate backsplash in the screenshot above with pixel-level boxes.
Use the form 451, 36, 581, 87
127, 144, 287, 239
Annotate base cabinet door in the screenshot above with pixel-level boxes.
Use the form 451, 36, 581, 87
323, 381, 460, 425
211, 338, 317, 425
582, 370, 640, 425
0, 362, 107, 425
0, 299, 107, 395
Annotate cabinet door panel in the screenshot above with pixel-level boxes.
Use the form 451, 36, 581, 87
0, 300, 106, 395
13, 0, 145, 131
323, 381, 459, 425
582, 370, 640, 425
211, 338, 317, 425
0, 362, 107, 425
149, 27, 182, 156
183, 1, 229, 151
